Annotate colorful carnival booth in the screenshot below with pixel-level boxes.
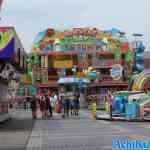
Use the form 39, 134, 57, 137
29, 27, 143, 109
110, 91, 150, 120
102, 69, 150, 121
0, 27, 26, 122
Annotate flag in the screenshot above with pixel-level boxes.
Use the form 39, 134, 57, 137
0, 0, 3, 11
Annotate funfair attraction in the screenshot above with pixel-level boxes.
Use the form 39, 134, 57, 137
22, 27, 150, 120
0, 27, 26, 122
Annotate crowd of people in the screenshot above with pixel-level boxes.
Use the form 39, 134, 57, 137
30, 91, 80, 119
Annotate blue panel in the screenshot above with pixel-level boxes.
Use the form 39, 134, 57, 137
134, 43, 145, 72
34, 30, 47, 43
126, 103, 140, 118
0, 38, 15, 58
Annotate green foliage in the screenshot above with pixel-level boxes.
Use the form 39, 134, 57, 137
0, 31, 12, 49
124, 50, 133, 62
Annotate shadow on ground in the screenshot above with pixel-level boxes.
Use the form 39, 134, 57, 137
0, 118, 35, 131
0, 117, 35, 150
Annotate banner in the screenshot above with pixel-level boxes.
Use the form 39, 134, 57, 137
110, 64, 123, 80
53, 60, 73, 68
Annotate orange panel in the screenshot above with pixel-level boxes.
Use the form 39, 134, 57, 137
53, 60, 73, 68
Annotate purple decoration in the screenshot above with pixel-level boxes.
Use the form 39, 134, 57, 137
0, 38, 15, 58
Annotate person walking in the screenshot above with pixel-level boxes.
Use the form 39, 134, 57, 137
30, 95, 37, 119
26, 96, 31, 111
53, 92, 58, 110
59, 92, 66, 118
65, 95, 70, 117
39, 95, 46, 119
70, 96, 75, 116
74, 92, 80, 116
46, 94, 53, 118
23, 99, 27, 111
45, 95, 49, 119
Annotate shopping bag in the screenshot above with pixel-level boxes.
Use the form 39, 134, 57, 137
55, 101, 61, 113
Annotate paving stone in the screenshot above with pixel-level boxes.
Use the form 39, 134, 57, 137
26, 110, 150, 150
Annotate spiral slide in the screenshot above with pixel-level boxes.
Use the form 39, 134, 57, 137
132, 70, 150, 114
141, 97, 150, 115
132, 70, 150, 91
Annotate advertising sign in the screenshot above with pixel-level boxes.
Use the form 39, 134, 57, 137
53, 60, 73, 68
110, 64, 123, 80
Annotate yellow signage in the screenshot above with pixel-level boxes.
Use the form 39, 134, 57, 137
53, 60, 73, 68
77, 72, 85, 78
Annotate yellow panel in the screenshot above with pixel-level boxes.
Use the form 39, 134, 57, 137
53, 60, 73, 68
77, 72, 85, 77
53, 55, 71, 60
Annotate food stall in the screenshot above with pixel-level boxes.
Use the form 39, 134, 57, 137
0, 27, 26, 122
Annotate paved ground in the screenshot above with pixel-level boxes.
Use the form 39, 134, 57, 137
26, 110, 150, 150
0, 110, 34, 150
1, 109, 150, 150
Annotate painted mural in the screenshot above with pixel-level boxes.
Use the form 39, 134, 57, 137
32, 27, 133, 64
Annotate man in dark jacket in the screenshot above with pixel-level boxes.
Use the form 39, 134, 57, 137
45, 95, 53, 118
30, 95, 37, 119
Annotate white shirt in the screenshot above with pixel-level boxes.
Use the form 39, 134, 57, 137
53, 95, 58, 103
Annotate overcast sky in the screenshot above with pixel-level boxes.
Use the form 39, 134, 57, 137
0, 0, 150, 52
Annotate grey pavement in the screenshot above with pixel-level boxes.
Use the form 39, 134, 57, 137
0, 109, 35, 150
26, 118, 113, 150
26, 110, 150, 150
1, 109, 150, 150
